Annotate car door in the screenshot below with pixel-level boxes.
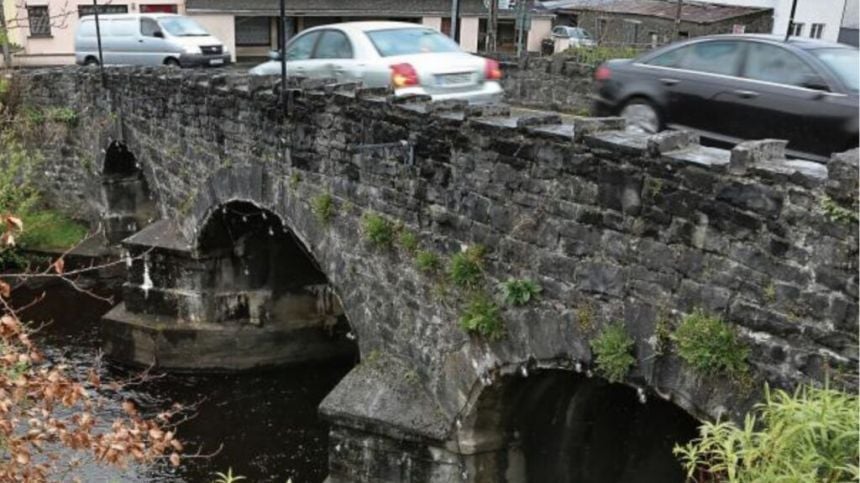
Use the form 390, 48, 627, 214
285, 30, 322, 77
139, 17, 170, 65
732, 41, 848, 159
661, 40, 747, 135
312, 29, 357, 82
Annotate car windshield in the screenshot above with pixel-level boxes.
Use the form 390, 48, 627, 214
811, 48, 859, 91
366, 28, 461, 57
159, 17, 209, 37
570, 28, 591, 39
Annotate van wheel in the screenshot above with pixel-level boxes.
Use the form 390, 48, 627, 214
164, 58, 181, 68
84, 57, 99, 67
620, 98, 661, 134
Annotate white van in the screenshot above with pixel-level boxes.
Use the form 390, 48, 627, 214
75, 14, 230, 67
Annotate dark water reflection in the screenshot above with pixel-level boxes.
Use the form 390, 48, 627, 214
13, 280, 352, 483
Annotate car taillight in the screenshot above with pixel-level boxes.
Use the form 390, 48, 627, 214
485, 59, 502, 80
390, 63, 419, 88
594, 65, 611, 81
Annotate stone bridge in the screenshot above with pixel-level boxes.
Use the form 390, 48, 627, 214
16, 67, 859, 483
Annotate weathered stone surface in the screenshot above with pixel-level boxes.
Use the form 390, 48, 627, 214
16, 66, 859, 483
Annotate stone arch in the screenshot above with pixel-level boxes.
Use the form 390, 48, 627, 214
192, 199, 357, 364
100, 141, 157, 243
457, 368, 700, 483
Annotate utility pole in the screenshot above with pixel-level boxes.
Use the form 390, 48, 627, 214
450, 0, 460, 43
0, 0, 11, 67
784, 0, 799, 41
92, 0, 105, 84
488, 0, 498, 52
279, 0, 287, 108
673, 0, 683, 40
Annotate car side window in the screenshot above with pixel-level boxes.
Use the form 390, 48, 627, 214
677, 41, 744, 76
553, 27, 567, 37
644, 45, 692, 68
743, 42, 817, 87
141, 18, 160, 37
314, 30, 353, 59
287, 32, 320, 61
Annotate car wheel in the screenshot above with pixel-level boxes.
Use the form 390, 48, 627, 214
620, 98, 661, 134
164, 58, 181, 68
84, 57, 99, 67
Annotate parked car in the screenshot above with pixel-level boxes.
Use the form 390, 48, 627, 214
550, 26, 596, 49
75, 14, 231, 68
249, 21, 503, 104
591, 34, 859, 162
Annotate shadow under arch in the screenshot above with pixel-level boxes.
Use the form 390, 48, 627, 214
194, 199, 357, 364
100, 141, 157, 244
462, 369, 700, 483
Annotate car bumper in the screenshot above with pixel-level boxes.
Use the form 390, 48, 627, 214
178, 53, 231, 67
396, 81, 504, 104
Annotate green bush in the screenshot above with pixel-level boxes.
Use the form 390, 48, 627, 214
674, 384, 860, 483
672, 310, 749, 378
449, 245, 485, 288
312, 193, 335, 224
459, 294, 505, 341
591, 322, 635, 383
415, 250, 440, 273
398, 229, 419, 254
499, 278, 541, 306
361, 212, 395, 248
19, 210, 88, 251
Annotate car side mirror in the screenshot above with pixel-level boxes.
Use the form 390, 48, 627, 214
268, 50, 282, 61
801, 74, 830, 92
153, 31, 164, 39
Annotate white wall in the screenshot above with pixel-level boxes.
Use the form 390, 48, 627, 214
460, 16, 480, 52
696, 0, 846, 42
422, 16, 443, 31
528, 17, 553, 52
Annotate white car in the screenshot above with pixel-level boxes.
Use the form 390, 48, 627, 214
249, 21, 503, 103
551, 26, 596, 50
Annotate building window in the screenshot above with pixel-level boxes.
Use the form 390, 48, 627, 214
810, 23, 825, 39
235, 16, 271, 46
789, 22, 804, 36
78, 5, 129, 17
27, 6, 51, 37
140, 5, 178, 13
623, 19, 641, 44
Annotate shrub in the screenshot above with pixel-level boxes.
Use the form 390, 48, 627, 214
312, 193, 335, 224
821, 195, 858, 224
499, 278, 541, 306
415, 250, 440, 273
449, 245, 485, 288
591, 322, 635, 383
674, 384, 860, 483
398, 229, 419, 254
361, 212, 395, 247
459, 294, 505, 341
18, 210, 88, 251
672, 310, 749, 378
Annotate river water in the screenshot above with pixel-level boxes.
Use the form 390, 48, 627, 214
13, 280, 353, 483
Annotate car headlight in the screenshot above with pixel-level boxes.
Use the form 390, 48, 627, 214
183, 45, 201, 54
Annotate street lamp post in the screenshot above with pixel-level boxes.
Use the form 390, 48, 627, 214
92, 0, 105, 83
280, 0, 287, 108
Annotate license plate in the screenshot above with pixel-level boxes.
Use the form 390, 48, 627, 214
209, 58, 224, 66
438, 73, 472, 86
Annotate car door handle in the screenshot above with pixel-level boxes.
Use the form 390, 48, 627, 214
660, 78, 679, 86
733, 89, 759, 99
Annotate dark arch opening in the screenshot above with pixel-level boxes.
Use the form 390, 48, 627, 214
101, 141, 157, 243
196, 201, 357, 362
474, 370, 700, 483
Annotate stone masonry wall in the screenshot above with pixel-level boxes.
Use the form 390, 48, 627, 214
15, 66, 860, 479
500, 55, 594, 114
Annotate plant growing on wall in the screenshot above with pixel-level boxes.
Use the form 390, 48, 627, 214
312, 193, 335, 224
459, 294, 505, 341
361, 212, 395, 248
499, 278, 541, 306
416, 250, 441, 273
672, 309, 749, 379
449, 245, 486, 289
674, 384, 859, 482
591, 322, 635, 383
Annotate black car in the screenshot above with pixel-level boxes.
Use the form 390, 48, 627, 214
591, 34, 859, 162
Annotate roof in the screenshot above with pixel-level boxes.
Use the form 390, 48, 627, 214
541, 0, 772, 24
186, 0, 552, 17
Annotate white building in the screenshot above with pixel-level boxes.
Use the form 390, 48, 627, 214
696, 0, 852, 43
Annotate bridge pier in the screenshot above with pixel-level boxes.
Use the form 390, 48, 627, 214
102, 203, 356, 371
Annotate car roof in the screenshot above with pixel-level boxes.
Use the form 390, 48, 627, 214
686, 33, 855, 51
83, 13, 181, 20
304, 21, 439, 34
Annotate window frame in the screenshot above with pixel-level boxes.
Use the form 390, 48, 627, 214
810, 23, 825, 39
27, 6, 51, 38
140, 18, 162, 38
740, 40, 826, 89
285, 30, 322, 61
312, 29, 355, 60
235, 16, 272, 47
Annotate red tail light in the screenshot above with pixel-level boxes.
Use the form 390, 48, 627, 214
485, 59, 502, 80
390, 63, 419, 88
594, 65, 611, 81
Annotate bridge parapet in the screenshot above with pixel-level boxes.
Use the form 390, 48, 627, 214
15, 66, 859, 482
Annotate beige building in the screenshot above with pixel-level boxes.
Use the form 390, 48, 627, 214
2, 0, 553, 66
3, 0, 184, 66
